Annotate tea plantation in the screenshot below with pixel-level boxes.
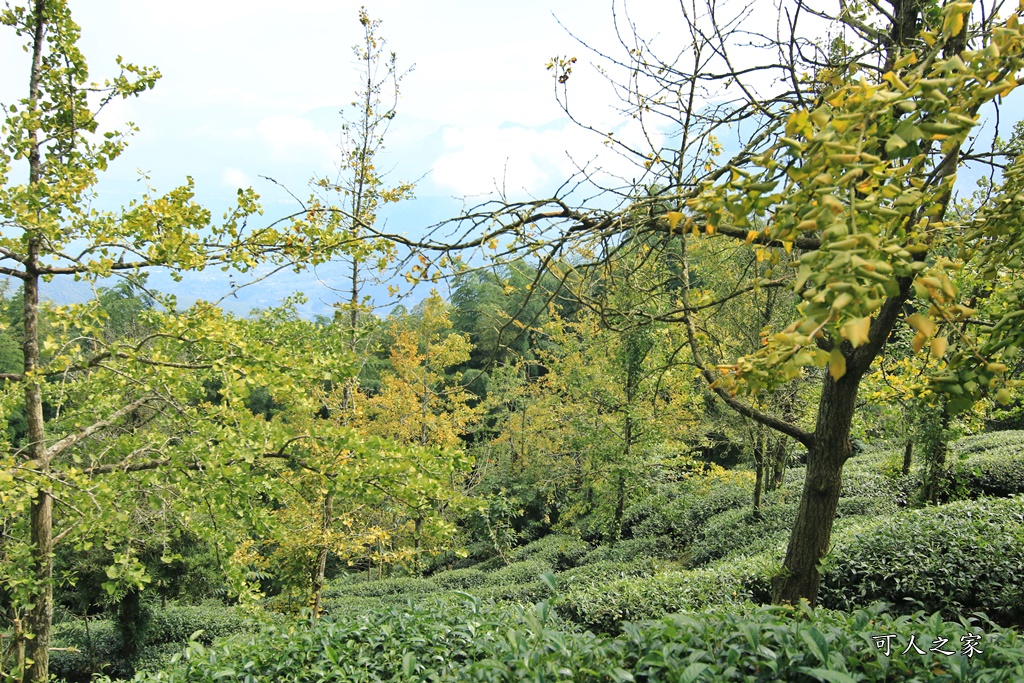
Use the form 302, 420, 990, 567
51, 432, 1024, 682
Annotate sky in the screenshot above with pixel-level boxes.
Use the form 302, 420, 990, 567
3, 0, 690, 317
2, 1, 1020, 317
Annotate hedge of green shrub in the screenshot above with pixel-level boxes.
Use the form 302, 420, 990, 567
625, 481, 752, 544
553, 558, 660, 591
951, 430, 1024, 456
319, 575, 440, 599
51, 618, 123, 682
507, 533, 590, 570
954, 448, 1024, 498
556, 552, 779, 633
115, 598, 1024, 682
482, 559, 553, 586
49, 602, 256, 681
582, 536, 674, 564
428, 567, 490, 590
468, 579, 552, 605
687, 504, 797, 567
819, 495, 1024, 627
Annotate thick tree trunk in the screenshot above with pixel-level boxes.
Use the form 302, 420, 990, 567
772, 369, 858, 605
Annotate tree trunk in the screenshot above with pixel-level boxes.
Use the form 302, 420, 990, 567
614, 471, 626, 538
902, 440, 913, 476
311, 492, 333, 616
772, 369, 858, 605
23, 4, 51, 681
752, 437, 765, 522
23, 272, 52, 683
768, 436, 788, 492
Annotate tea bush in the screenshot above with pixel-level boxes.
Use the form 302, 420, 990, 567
429, 567, 490, 590
507, 533, 590, 570
556, 552, 778, 633
626, 482, 752, 544
554, 558, 660, 590
819, 495, 1024, 627
320, 575, 439, 599
49, 602, 256, 682
951, 430, 1024, 456
482, 559, 552, 586
581, 536, 674, 564
118, 598, 1024, 682
687, 504, 796, 567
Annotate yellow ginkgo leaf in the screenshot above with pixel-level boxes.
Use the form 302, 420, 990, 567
907, 313, 937, 337
829, 348, 847, 380
665, 211, 684, 231
841, 316, 871, 348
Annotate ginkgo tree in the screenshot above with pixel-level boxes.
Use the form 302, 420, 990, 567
411, 0, 1024, 607
0, 2, 447, 681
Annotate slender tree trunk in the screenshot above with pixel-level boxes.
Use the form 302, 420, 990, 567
614, 414, 633, 538
768, 436, 788, 492
772, 370, 858, 605
311, 492, 333, 616
752, 436, 765, 522
23, 4, 52, 680
902, 440, 913, 476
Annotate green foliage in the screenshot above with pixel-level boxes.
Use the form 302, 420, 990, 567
49, 602, 255, 681
624, 478, 753, 545
556, 553, 778, 634
582, 536, 675, 564
320, 575, 440, 600
482, 559, 553, 587
120, 597, 1024, 682
507, 534, 590, 570
688, 504, 797, 567
554, 558, 660, 591
819, 496, 1024, 626
428, 567, 489, 590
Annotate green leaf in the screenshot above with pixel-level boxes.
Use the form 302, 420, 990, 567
801, 668, 857, 683
801, 626, 829, 664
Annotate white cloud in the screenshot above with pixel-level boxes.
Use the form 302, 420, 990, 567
429, 116, 665, 199
222, 167, 252, 189
254, 115, 335, 164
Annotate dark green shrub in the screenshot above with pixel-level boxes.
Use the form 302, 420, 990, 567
469, 580, 552, 604
951, 430, 1024, 456
320, 575, 440, 599
819, 496, 1024, 626
121, 597, 1024, 682
840, 468, 903, 500
627, 482, 751, 544
146, 602, 252, 645
507, 533, 589, 570
556, 552, 778, 633
957, 450, 1024, 498
554, 558, 660, 590
429, 567, 489, 590
582, 536, 674, 564
48, 602, 256, 682
687, 504, 797, 567
482, 559, 552, 586
50, 618, 122, 682
837, 494, 899, 518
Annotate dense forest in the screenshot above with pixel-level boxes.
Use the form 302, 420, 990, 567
2, 1, 1024, 682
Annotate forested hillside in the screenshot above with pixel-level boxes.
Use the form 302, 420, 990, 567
2, 1, 1024, 682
